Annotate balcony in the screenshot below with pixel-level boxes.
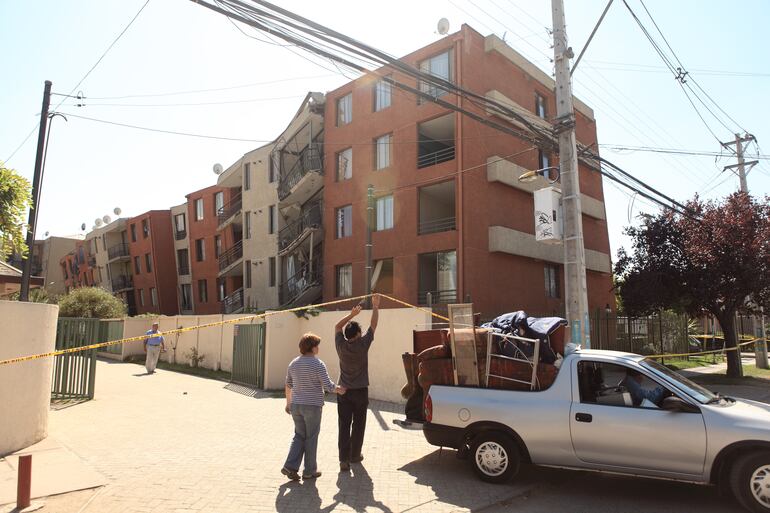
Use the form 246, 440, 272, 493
279, 258, 322, 307
418, 216, 456, 235
87, 255, 96, 267
278, 202, 322, 256
217, 193, 242, 229
418, 289, 457, 306
111, 274, 133, 292
218, 240, 243, 277
417, 113, 455, 169
418, 180, 456, 235
278, 143, 323, 203
221, 287, 244, 314
174, 229, 187, 240
178, 262, 190, 276
107, 243, 130, 262
417, 146, 456, 169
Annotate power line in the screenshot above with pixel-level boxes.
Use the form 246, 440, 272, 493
58, 94, 306, 108
600, 144, 770, 160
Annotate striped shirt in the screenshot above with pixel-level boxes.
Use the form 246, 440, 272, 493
285, 355, 336, 407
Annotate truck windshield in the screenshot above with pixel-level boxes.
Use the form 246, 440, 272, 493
640, 359, 718, 404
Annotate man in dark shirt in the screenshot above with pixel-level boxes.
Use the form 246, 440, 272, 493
335, 294, 379, 471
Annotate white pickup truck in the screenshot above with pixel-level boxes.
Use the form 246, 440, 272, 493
422, 349, 770, 513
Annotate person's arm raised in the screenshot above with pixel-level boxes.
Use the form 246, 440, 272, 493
335, 305, 362, 333
369, 294, 380, 333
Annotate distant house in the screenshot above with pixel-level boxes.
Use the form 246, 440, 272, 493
0, 261, 44, 298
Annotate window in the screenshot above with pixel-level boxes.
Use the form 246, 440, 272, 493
538, 150, 551, 179
578, 361, 671, 408
195, 198, 204, 221
142, 219, 149, 238
418, 250, 457, 304
268, 205, 277, 234
102, 234, 106, 251
138, 289, 145, 307
150, 287, 158, 307
180, 284, 193, 311
145, 253, 152, 273
337, 148, 352, 181
336, 263, 352, 297
174, 213, 186, 238
268, 157, 277, 183
244, 162, 251, 191
214, 235, 222, 258
269, 256, 276, 287
374, 79, 392, 111
535, 92, 547, 119
336, 205, 352, 238
177, 249, 189, 275
134, 256, 141, 274
244, 211, 251, 239
217, 279, 225, 302
418, 50, 451, 102
375, 134, 391, 170
375, 195, 394, 231
130, 224, 137, 242
215, 192, 224, 215
544, 264, 559, 298
198, 279, 208, 303
245, 260, 252, 288
195, 238, 205, 262
371, 258, 394, 293
337, 93, 352, 126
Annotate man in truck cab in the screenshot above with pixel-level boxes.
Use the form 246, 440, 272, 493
624, 368, 667, 407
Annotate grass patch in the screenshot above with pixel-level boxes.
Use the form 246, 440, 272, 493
689, 364, 770, 387
662, 355, 725, 371
126, 355, 231, 382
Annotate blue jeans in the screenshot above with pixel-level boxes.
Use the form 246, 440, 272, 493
284, 404, 322, 474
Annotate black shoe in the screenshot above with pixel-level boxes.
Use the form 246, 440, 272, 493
350, 454, 364, 463
281, 467, 300, 481
340, 461, 350, 471
302, 471, 321, 480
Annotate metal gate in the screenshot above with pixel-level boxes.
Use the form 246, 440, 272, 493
231, 323, 265, 388
98, 319, 125, 356
52, 318, 99, 402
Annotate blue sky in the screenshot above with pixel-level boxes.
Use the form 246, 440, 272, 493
2, 0, 768, 257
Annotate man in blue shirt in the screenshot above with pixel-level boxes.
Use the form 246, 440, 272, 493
624, 368, 666, 406
143, 321, 165, 374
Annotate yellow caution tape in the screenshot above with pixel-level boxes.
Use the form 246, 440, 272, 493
644, 338, 764, 360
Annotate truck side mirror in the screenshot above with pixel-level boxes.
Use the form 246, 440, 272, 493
661, 396, 699, 413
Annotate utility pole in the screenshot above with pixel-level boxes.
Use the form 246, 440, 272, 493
20, 80, 52, 302
551, 0, 590, 347
365, 184, 374, 309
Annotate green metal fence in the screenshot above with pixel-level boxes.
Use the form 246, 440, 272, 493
231, 323, 265, 388
51, 318, 99, 401
97, 319, 124, 355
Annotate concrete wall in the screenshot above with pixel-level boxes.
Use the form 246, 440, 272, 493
0, 301, 59, 456
264, 307, 432, 403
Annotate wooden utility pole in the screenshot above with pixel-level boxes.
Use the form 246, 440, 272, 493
551, 0, 590, 347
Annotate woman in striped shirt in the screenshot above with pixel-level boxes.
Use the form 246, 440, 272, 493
281, 332, 345, 481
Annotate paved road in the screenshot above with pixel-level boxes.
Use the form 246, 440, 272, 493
33, 359, 747, 512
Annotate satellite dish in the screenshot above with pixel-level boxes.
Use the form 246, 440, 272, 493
103, 215, 111, 224
113, 207, 122, 216
81, 223, 87, 231
213, 163, 223, 175
95, 219, 103, 227
44, 231, 49, 237
437, 18, 450, 35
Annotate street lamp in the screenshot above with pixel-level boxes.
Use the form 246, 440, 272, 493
518, 166, 561, 184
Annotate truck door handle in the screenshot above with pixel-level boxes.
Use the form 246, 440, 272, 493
575, 413, 593, 423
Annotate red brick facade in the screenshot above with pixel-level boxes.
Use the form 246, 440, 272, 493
128, 210, 179, 315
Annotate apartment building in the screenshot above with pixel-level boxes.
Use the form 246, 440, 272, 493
322, 25, 614, 317
171, 202, 193, 314
8, 236, 81, 296
127, 210, 178, 315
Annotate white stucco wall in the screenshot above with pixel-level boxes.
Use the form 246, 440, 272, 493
0, 301, 59, 456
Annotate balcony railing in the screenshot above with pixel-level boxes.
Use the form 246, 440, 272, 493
174, 229, 187, 240
278, 202, 322, 252
111, 275, 133, 291
278, 143, 323, 200
217, 193, 242, 227
418, 216, 456, 235
178, 262, 190, 276
279, 258, 322, 306
107, 243, 130, 260
218, 240, 243, 273
418, 289, 457, 306
221, 287, 244, 314
417, 146, 455, 169
87, 255, 96, 267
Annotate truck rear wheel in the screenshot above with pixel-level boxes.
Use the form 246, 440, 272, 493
469, 432, 520, 484
730, 450, 770, 512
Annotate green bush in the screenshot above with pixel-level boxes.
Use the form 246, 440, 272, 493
58, 287, 127, 318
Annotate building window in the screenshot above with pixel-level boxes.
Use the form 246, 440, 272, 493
244, 211, 251, 239
371, 258, 394, 293
336, 263, 352, 297
177, 248, 189, 275
269, 257, 276, 287
375, 134, 391, 170
244, 162, 251, 190
535, 92, 547, 119
134, 256, 141, 274
374, 79, 391, 111
336, 205, 352, 238
198, 279, 208, 303
245, 260, 252, 288
139, 289, 145, 307
217, 279, 225, 302
195, 238, 205, 262
268, 205, 277, 234
418, 250, 457, 305
145, 253, 152, 273
214, 235, 222, 258
418, 50, 451, 102
375, 195, 394, 231
538, 150, 552, 179
195, 198, 204, 221
215, 192, 224, 215
180, 284, 192, 311
337, 93, 352, 126
268, 157, 277, 183
150, 287, 158, 307
142, 219, 149, 238
174, 213, 186, 238
544, 264, 560, 298
336, 148, 352, 181
102, 234, 106, 251
130, 224, 137, 242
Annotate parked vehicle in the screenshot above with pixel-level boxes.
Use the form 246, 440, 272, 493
422, 349, 770, 513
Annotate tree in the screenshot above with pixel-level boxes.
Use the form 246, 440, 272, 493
0, 163, 32, 260
615, 192, 770, 377
58, 287, 127, 319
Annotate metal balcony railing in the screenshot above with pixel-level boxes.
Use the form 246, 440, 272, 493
111, 275, 133, 291
417, 145, 455, 169
279, 258, 322, 306
418, 216, 456, 235
278, 202, 322, 252
107, 243, 130, 260
221, 287, 244, 314
217, 193, 242, 227
418, 289, 457, 306
87, 255, 96, 267
178, 262, 190, 276
174, 229, 187, 240
218, 240, 243, 273
278, 143, 323, 200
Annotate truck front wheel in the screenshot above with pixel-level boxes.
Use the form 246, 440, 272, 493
469, 432, 521, 484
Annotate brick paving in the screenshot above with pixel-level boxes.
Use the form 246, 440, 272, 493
44, 359, 531, 513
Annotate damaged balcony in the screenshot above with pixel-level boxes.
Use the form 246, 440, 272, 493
217, 192, 242, 231
222, 287, 244, 314
217, 240, 243, 278
277, 142, 323, 204
279, 256, 322, 307
278, 201, 323, 257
